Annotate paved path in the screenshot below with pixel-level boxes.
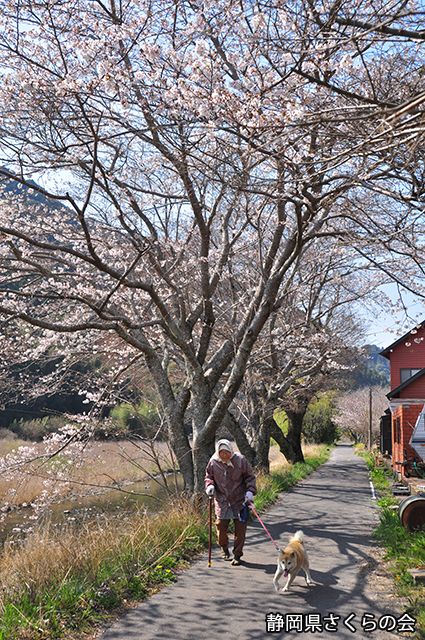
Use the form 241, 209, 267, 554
98, 444, 412, 640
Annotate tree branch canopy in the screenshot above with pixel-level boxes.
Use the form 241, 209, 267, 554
0, 0, 424, 491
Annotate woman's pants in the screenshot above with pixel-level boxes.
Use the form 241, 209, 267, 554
215, 518, 248, 557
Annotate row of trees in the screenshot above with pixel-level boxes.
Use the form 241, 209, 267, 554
0, 0, 424, 492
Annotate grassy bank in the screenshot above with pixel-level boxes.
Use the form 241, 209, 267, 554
358, 448, 425, 637
0, 444, 331, 640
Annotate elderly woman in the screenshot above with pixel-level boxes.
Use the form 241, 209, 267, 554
205, 439, 257, 565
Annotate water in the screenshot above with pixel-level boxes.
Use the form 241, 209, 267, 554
1, 473, 183, 545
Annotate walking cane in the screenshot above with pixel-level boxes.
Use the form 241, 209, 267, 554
208, 495, 213, 567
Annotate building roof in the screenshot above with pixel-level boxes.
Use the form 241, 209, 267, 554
380, 320, 425, 360
387, 366, 425, 399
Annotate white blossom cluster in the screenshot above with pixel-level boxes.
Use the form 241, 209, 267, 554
0, 0, 423, 493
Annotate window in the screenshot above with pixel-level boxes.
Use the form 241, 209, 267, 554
400, 368, 422, 383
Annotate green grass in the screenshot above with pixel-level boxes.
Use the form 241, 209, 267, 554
357, 449, 425, 637
0, 445, 332, 640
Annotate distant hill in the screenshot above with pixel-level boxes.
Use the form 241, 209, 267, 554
0, 170, 64, 210
364, 344, 390, 379
0, 172, 87, 429
347, 344, 390, 389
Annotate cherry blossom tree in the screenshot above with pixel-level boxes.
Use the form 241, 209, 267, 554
0, 0, 424, 492
224, 241, 370, 467
336, 386, 390, 445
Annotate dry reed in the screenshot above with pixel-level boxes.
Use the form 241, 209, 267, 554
0, 499, 207, 638
0, 438, 175, 509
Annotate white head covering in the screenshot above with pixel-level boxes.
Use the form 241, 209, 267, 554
213, 439, 234, 464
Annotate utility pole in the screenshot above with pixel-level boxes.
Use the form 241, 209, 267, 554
368, 387, 373, 450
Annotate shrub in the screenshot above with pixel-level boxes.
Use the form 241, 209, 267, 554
109, 401, 162, 438
303, 393, 340, 444
8, 416, 69, 441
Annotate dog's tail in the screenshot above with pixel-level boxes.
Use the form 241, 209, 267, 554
292, 530, 305, 544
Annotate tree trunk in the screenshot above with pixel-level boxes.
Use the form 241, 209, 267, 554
142, 349, 195, 492
285, 409, 306, 463
270, 410, 306, 464
222, 410, 256, 466
252, 415, 271, 472
192, 430, 216, 493
166, 415, 195, 493
191, 377, 217, 493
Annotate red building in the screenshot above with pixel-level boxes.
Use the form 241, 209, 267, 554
380, 323, 425, 477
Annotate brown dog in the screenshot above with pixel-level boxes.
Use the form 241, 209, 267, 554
273, 530, 312, 593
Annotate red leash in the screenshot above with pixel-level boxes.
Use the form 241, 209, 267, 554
250, 504, 280, 551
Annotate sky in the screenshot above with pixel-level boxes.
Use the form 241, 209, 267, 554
361, 284, 425, 350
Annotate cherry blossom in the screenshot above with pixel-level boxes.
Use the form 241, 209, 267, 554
0, 0, 423, 493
